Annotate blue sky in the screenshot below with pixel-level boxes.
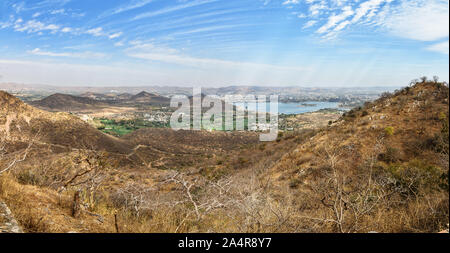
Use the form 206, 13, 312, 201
0, 0, 448, 87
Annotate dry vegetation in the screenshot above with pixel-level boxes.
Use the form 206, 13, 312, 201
0, 79, 449, 233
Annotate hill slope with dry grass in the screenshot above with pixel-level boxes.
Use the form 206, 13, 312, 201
263, 81, 449, 232
1, 91, 132, 154
0, 90, 262, 233
29, 93, 108, 112
0, 81, 448, 233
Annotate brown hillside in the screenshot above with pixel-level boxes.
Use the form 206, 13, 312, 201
123, 128, 260, 170
271, 82, 449, 173
1, 91, 132, 154
127, 91, 170, 105
1, 82, 448, 233
29, 93, 108, 112
264, 81, 449, 232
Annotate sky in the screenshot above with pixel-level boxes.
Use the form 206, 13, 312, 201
0, 0, 448, 87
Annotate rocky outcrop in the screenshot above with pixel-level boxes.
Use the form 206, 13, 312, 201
0, 201, 23, 233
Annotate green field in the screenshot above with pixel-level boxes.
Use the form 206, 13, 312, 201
96, 118, 169, 136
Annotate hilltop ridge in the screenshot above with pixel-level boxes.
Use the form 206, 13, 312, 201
262, 81, 449, 232
1, 91, 132, 153
29, 93, 107, 112
27, 91, 171, 111
128, 91, 170, 105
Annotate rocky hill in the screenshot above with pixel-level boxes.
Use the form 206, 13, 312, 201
271, 81, 449, 175
29, 93, 108, 112
127, 91, 170, 106
1, 91, 132, 154
78, 91, 170, 106
263, 81, 449, 232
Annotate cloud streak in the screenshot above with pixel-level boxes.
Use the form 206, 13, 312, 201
132, 0, 218, 21
28, 48, 107, 59
285, 0, 448, 54
125, 42, 308, 72
101, 0, 155, 17
375, 0, 449, 41
427, 41, 449, 54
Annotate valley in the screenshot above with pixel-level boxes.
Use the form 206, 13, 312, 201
10, 86, 352, 136
0, 80, 448, 233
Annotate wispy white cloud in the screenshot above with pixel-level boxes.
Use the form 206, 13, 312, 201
286, 0, 448, 53
333, 20, 350, 32
85, 27, 124, 39
114, 41, 125, 47
132, 0, 218, 21
308, 2, 329, 16
85, 27, 103, 36
303, 20, 317, 29
71, 12, 86, 18
61, 27, 72, 33
32, 12, 42, 18
104, 0, 154, 16
427, 40, 449, 54
35, 0, 72, 7
125, 42, 307, 72
14, 19, 60, 33
50, 9, 66, 15
0, 15, 13, 29
3, 11, 122, 41
316, 6, 353, 35
167, 24, 251, 37
282, 0, 300, 5
375, 0, 449, 41
127, 41, 179, 54
108, 32, 123, 39
11, 0, 71, 13
351, 0, 387, 23
12, 2, 26, 13
28, 48, 107, 59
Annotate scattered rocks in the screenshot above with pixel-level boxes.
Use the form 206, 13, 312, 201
0, 201, 23, 233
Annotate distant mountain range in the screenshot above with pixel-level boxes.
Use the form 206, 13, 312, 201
0, 82, 398, 97
28, 91, 171, 112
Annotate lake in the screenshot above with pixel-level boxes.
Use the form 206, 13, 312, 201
234, 101, 342, 115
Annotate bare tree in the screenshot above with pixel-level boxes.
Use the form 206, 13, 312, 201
164, 172, 234, 221
433, 76, 440, 83
112, 182, 155, 217
0, 133, 38, 175
409, 79, 420, 86
301, 141, 393, 233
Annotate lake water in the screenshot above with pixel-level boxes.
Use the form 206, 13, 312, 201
234, 101, 342, 115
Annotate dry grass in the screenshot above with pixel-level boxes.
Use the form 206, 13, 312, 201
0, 81, 448, 233
0, 174, 116, 233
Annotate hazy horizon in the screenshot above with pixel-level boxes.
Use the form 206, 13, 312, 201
0, 80, 403, 89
